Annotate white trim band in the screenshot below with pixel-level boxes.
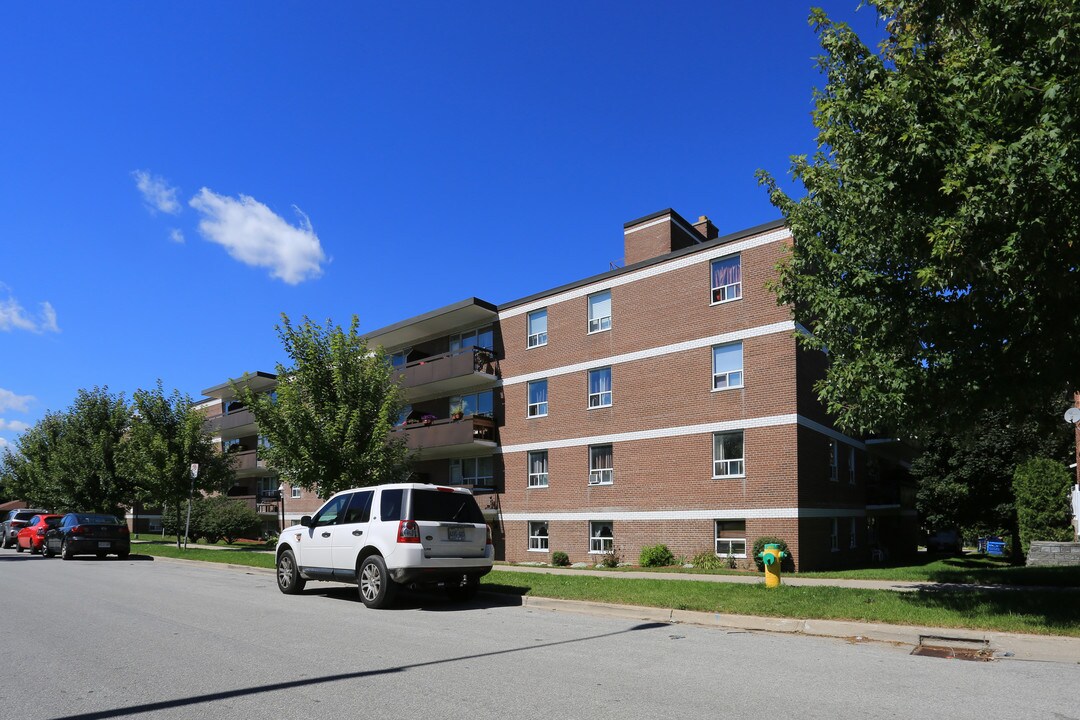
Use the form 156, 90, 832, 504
501, 507, 868, 522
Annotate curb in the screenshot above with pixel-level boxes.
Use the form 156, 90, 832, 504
517, 595, 1080, 664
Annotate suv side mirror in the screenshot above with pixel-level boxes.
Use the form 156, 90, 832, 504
300, 516, 312, 527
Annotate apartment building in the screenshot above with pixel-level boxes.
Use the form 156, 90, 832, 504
196, 209, 916, 570
362, 209, 917, 571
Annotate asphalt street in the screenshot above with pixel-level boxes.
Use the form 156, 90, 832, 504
0, 551, 1074, 720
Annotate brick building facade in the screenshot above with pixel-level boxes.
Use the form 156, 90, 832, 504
198, 208, 917, 570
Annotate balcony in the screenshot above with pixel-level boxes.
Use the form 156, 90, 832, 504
205, 408, 257, 438
231, 449, 269, 477
395, 415, 497, 460
400, 347, 498, 402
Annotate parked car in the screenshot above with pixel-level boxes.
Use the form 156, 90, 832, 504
3, 509, 49, 549
46, 513, 131, 560
15, 514, 62, 554
926, 528, 963, 554
275, 483, 493, 608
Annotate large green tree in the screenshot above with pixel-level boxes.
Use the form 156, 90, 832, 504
237, 314, 410, 498
119, 381, 234, 548
759, 1, 1080, 435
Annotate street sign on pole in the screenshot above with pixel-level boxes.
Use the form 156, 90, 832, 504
190, 463, 199, 479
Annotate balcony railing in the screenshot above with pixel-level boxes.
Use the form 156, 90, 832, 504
395, 415, 496, 459
230, 449, 269, 476
205, 408, 257, 436
398, 347, 497, 401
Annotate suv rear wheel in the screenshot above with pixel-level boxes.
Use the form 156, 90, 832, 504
358, 555, 397, 609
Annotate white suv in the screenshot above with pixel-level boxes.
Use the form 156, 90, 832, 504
275, 483, 494, 608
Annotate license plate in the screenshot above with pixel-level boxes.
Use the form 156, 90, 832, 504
98, 541, 111, 548
448, 527, 466, 542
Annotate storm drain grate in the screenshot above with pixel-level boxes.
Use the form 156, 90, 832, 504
911, 635, 994, 662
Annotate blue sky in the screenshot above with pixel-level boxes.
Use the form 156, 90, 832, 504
0, 1, 884, 449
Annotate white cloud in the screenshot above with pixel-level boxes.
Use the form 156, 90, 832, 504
169, 228, 185, 244
132, 170, 181, 215
0, 437, 10, 450
0, 388, 33, 413
0, 286, 60, 334
0, 419, 29, 433
189, 188, 326, 285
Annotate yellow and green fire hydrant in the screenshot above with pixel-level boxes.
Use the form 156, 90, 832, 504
757, 543, 789, 588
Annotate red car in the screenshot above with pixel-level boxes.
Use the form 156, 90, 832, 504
16, 514, 62, 555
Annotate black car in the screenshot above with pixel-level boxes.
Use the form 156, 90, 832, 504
45, 513, 131, 560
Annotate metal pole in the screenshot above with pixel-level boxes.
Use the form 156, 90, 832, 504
184, 464, 198, 550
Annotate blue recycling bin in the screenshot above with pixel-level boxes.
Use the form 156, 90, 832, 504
986, 540, 1006, 556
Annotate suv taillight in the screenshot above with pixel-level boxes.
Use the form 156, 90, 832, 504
36, 527, 46, 536
397, 520, 420, 544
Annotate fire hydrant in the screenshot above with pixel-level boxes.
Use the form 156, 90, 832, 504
757, 543, 788, 588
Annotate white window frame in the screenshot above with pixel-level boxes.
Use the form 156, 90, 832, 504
528, 450, 549, 488
449, 325, 494, 352
528, 521, 549, 552
712, 431, 745, 478
588, 367, 612, 408
848, 446, 856, 485
714, 520, 747, 558
527, 379, 548, 418
587, 290, 612, 334
291, 486, 301, 499
711, 342, 744, 391
589, 445, 614, 485
829, 441, 839, 482
710, 255, 742, 304
589, 521, 614, 554
831, 518, 840, 552
450, 457, 495, 488
527, 309, 548, 348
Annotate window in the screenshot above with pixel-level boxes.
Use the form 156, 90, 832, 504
528, 451, 549, 488
589, 445, 613, 485
528, 521, 549, 551
450, 325, 494, 352
449, 390, 493, 418
849, 517, 858, 549
343, 490, 374, 524
712, 432, 745, 477
389, 350, 408, 370
828, 440, 839, 482
589, 521, 613, 553
588, 367, 612, 408
380, 489, 403, 521
711, 255, 742, 303
311, 494, 350, 527
449, 457, 495, 487
588, 291, 611, 333
527, 309, 548, 348
848, 446, 856, 485
712, 342, 744, 390
715, 520, 747, 558
831, 518, 839, 552
528, 380, 548, 417
291, 486, 301, 499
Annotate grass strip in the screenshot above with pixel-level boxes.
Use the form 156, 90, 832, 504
135, 542, 275, 569
481, 570, 1080, 637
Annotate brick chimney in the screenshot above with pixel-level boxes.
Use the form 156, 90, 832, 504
693, 215, 718, 240
623, 209, 709, 266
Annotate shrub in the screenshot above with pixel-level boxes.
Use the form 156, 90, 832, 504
551, 550, 570, 567
201, 496, 262, 544
752, 536, 793, 571
598, 545, 622, 568
1013, 457, 1074, 555
690, 550, 723, 570
639, 543, 676, 567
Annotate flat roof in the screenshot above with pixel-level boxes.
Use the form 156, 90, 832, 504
201, 370, 278, 400
363, 297, 499, 351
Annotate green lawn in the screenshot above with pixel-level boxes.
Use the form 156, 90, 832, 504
481, 570, 1080, 637
130, 543, 1080, 636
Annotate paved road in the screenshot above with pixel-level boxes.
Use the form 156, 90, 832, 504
1, 552, 1075, 720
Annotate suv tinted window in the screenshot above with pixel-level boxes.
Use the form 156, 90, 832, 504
380, 489, 403, 521
411, 490, 484, 524
342, 491, 373, 524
